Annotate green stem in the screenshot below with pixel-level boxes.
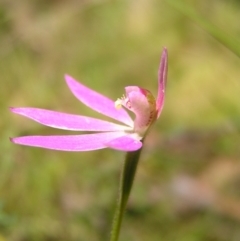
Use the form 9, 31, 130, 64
110, 147, 143, 241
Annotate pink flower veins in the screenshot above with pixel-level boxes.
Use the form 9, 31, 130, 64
10, 48, 168, 152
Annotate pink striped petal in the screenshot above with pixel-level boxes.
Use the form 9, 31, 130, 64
10, 132, 128, 151
65, 75, 133, 126
156, 48, 168, 118
105, 134, 142, 151
10, 107, 131, 132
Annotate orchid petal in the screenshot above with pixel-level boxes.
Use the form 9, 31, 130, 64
10, 132, 128, 151
118, 87, 157, 136
65, 75, 133, 126
105, 134, 142, 151
10, 107, 131, 132
156, 47, 168, 118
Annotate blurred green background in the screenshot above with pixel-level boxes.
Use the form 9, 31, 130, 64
1, 0, 240, 240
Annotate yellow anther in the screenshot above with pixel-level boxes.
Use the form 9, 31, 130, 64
114, 98, 123, 109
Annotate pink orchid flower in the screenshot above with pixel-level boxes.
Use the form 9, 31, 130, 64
10, 48, 168, 152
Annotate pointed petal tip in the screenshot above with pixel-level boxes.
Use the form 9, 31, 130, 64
65, 74, 79, 87
161, 47, 168, 62
163, 46, 168, 51
9, 107, 20, 114
64, 73, 71, 80
9, 137, 15, 143
10, 137, 22, 145
64, 74, 73, 84
9, 107, 30, 116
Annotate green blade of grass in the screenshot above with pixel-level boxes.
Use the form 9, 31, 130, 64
165, 0, 240, 58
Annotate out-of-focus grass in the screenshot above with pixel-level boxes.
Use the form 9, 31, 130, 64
165, 0, 240, 57
1, 0, 240, 240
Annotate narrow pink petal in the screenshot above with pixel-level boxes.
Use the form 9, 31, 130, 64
65, 75, 133, 126
105, 134, 142, 151
156, 47, 168, 118
10, 107, 131, 132
10, 132, 128, 151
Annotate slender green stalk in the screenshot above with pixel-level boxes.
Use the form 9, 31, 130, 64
165, 0, 240, 58
110, 147, 143, 241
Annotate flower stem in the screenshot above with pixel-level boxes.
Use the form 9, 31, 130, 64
110, 147, 143, 241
